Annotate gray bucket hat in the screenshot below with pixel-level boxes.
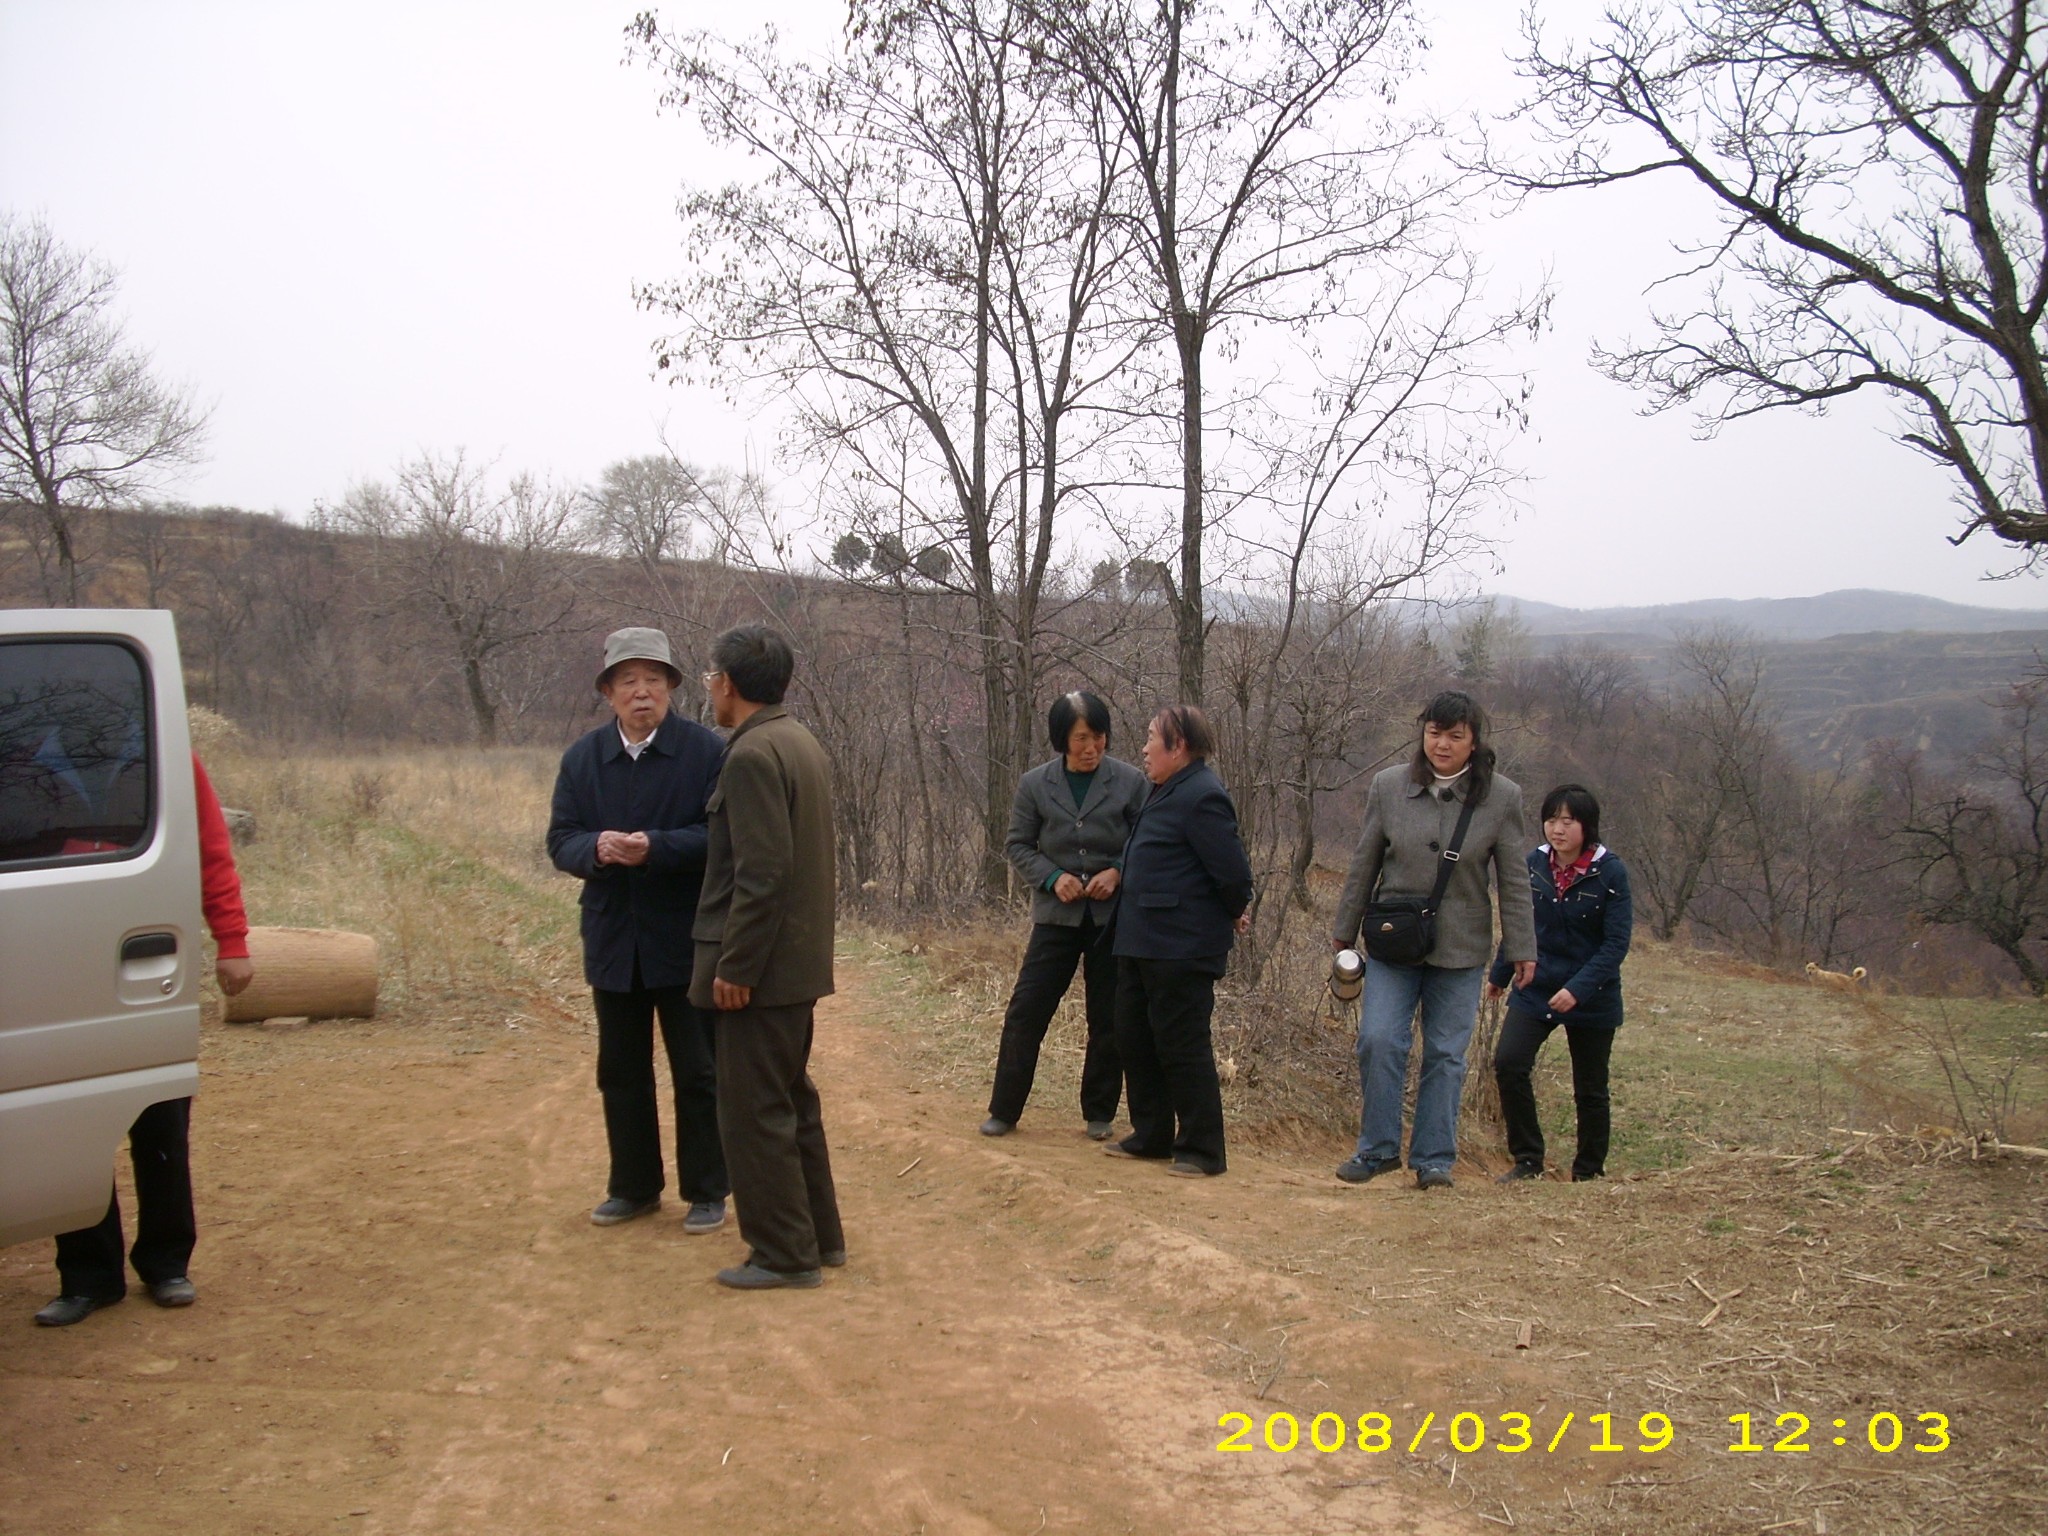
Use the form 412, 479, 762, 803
596, 626, 682, 691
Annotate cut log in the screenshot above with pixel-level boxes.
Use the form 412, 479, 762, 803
224, 927, 378, 1023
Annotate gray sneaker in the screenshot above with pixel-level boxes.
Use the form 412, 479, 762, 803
1335, 1155, 1394, 1185
683, 1199, 728, 1235
1415, 1167, 1455, 1190
979, 1117, 1013, 1137
1084, 1120, 1115, 1141
590, 1195, 660, 1226
716, 1262, 822, 1291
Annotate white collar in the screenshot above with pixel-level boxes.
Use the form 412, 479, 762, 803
620, 723, 656, 760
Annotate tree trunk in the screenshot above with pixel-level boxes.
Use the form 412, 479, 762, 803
1176, 328, 1205, 704
462, 656, 499, 746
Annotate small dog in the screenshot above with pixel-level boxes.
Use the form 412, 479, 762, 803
1805, 961, 1868, 990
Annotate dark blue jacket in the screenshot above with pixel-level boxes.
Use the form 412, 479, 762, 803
546, 712, 724, 992
1489, 846, 1633, 1027
1111, 760, 1254, 970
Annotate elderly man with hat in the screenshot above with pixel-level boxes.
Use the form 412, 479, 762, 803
546, 627, 730, 1233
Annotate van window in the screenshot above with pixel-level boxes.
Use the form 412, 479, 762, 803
0, 640, 153, 867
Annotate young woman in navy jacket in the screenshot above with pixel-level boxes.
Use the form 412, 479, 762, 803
1487, 784, 1633, 1182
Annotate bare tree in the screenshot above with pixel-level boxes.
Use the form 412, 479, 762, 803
634, 0, 1150, 893
1208, 256, 1538, 955
0, 213, 207, 604
1507, 0, 2048, 562
105, 502, 195, 609
1881, 677, 2048, 993
1026, 0, 1445, 701
332, 451, 578, 746
580, 455, 711, 566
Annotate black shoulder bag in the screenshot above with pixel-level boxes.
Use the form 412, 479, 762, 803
1358, 791, 1478, 967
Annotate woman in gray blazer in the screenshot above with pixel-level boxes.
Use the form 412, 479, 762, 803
1330, 691, 1538, 1189
983, 692, 1150, 1140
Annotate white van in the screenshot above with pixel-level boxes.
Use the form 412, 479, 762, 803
0, 609, 202, 1246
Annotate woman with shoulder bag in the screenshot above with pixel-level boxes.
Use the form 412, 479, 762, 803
1330, 691, 1537, 1189
1488, 785, 1633, 1183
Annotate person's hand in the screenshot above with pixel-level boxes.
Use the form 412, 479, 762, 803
1053, 873, 1085, 904
600, 831, 651, 867
1512, 960, 1537, 990
1549, 987, 1577, 1013
1235, 910, 1253, 936
1484, 981, 1506, 1001
712, 976, 753, 1011
216, 956, 254, 996
1083, 868, 1120, 901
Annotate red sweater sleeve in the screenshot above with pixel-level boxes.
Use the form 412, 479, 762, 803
193, 753, 250, 959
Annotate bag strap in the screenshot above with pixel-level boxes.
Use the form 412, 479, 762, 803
1423, 790, 1480, 915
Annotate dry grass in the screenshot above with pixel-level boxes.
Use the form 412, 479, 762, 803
864, 901, 2046, 1534
195, 740, 586, 1033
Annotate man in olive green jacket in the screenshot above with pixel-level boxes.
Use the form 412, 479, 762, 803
693, 625, 845, 1289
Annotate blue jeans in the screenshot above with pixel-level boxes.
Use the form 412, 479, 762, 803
1353, 959, 1487, 1171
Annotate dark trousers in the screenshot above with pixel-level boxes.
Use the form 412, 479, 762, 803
1493, 1008, 1616, 1179
715, 1000, 844, 1273
988, 918, 1123, 1125
594, 979, 729, 1205
55, 1097, 195, 1300
1113, 957, 1226, 1174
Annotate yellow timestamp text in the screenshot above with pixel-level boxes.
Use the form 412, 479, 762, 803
1214, 1409, 1953, 1456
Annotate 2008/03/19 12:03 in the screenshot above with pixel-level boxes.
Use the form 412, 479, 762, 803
1215, 1409, 1954, 1456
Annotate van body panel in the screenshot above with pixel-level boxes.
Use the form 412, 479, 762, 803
0, 1062, 200, 1246
0, 610, 201, 1247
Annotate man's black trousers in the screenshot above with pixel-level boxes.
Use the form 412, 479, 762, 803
715, 1000, 845, 1274
1492, 1007, 1616, 1179
593, 979, 730, 1205
55, 1096, 195, 1300
1113, 957, 1227, 1174
988, 918, 1123, 1126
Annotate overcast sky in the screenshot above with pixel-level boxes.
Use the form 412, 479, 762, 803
3, 0, 2041, 610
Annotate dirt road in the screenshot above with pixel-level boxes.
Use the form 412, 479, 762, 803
3, 970, 1491, 1536
12, 934, 2041, 1536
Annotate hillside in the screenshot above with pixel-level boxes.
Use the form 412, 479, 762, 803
1501, 587, 2048, 641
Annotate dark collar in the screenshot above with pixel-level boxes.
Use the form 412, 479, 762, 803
599, 711, 681, 763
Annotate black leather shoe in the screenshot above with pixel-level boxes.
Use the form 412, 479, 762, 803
1335, 1155, 1394, 1184
1496, 1163, 1544, 1184
1416, 1167, 1455, 1190
590, 1195, 660, 1226
148, 1277, 197, 1307
716, 1262, 822, 1290
819, 1249, 847, 1268
34, 1294, 120, 1327
979, 1117, 1013, 1137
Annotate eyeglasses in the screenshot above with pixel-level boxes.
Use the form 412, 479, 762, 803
701, 670, 724, 688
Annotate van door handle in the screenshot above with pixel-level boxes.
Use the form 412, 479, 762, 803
121, 932, 179, 962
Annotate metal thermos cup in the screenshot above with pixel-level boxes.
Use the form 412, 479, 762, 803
1329, 947, 1364, 1003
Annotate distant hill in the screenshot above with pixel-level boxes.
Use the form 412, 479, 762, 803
1497, 588, 2048, 642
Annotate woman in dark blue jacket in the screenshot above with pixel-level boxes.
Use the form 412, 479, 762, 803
1487, 784, 1633, 1182
1107, 706, 1254, 1178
